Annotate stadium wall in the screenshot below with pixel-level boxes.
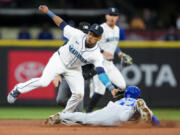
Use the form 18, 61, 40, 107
0, 40, 180, 107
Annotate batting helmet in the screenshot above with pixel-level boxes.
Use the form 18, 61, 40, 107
124, 86, 141, 99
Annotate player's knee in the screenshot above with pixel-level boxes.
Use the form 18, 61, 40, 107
75, 92, 84, 101
77, 93, 84, 100
71, 92, 84, 103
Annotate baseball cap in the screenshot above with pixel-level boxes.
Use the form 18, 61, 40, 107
79, 22, 90, 34
107, 7, 119, 16
89, 23, 103, 36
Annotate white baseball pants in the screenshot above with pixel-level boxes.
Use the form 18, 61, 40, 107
60, 101, 131, 126
15, 51, 84, 112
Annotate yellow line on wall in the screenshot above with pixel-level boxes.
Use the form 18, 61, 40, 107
0, 40, 64, 47
118, 41, 180, 48
0, 40, 180, 48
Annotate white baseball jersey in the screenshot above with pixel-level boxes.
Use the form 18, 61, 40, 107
90, 23, 126, 95
58, 25, 104, 69
14, 24, 105, 113
99, 23, 120, 56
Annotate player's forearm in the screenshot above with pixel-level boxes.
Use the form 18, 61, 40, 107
47, 10, 63, 27
95, 67, 115, 91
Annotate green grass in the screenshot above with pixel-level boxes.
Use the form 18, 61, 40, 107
152, 109, 180, 121
0, 107, 63, 119
0, 107, 180, 121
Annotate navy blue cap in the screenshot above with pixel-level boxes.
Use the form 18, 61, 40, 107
107, 7, 119, 15
89, 23, 103, 36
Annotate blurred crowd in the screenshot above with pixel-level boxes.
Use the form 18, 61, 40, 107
0, 0, 180, 40
0, 18, 180, 41
118, 9, 159, 30
17, 23, 54, 40
0, 9, 180, 41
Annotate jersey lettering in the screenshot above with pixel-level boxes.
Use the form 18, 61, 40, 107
69, 45, 88, 63
105, 37, 119, 42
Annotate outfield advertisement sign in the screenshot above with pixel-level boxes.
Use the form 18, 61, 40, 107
0, 41, 180, 107
7, 50, 56, 100
113, 48, 180, 107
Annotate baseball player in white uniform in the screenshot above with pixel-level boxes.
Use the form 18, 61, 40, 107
87, 8, 131, 112
54, 22, 94, 112
7, 5, 119, 113
45, 86, 160, 126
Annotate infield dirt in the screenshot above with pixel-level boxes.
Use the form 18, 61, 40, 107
0, 120, 180, 135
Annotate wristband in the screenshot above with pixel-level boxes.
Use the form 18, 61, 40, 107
47, 10, 56, 19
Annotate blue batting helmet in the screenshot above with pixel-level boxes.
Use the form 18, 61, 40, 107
124, 86, 141, 99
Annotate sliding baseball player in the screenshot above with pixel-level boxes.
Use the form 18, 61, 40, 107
45, 86, 160, 126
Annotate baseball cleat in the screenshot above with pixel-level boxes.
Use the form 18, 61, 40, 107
45, 113, 60, 125
137, 99, 152, 123
7, 87, 20, 104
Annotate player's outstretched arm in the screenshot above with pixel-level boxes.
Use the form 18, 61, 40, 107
39, 5, 63, 27
39, 5, 81, 39
95, 67, 118, 97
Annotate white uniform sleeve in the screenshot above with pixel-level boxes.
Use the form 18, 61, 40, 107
64, 25, 84, 39
90, 51, 104, 68
97, 26, 106, 49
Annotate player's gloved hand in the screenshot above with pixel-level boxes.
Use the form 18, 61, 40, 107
119, 52, 133, 67
82, 64, 97, 80
39, 5, 49, 14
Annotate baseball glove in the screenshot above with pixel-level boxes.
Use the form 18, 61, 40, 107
121, 52, 133, 67
82, 64, 97, 80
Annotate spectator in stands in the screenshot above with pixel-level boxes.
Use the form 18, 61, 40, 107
143, 9, 158, 29
38, 23, 54, 40
176, 15, 180, 29
164, 27, 179, 41
117, 15, 127, 41
130, 15, 145, 30
117, 15, 129, 30
18, 26, 31, 40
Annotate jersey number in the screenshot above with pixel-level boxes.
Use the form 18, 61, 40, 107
119, 98, 135, 107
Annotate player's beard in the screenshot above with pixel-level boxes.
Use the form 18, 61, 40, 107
85, 38, 95, 48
